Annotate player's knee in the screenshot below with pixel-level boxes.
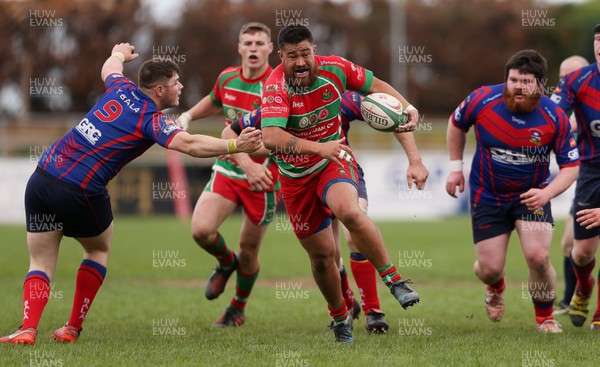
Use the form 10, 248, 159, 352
237, 247, 259, 265
335, 206, 366, 229
525, 254, 550, 273
310, 253, 335, 273
191, 226, 216, 247
475, 262, 503, 282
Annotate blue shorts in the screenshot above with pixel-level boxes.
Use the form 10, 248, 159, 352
356, 164, 368, 201
25, 167, 113, 237
573, 163, 600, 240
470, 200, 553, 244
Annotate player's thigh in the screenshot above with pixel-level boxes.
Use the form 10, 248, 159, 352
474, 233, 510, 270
192, 191, 237, 233
324, 181, 361, 220
299, 226, 337, 261
75, 222, 114, 264
515, 219, 553, 266
560, 214, 574, 256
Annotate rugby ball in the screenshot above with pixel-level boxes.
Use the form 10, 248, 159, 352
360, 93, 407, 132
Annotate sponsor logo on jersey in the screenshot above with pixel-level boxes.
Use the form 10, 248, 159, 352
530, 130, 541, 145
274, 96, 282, 104
265, 84, 278, 92
224, 93, 237, 102
569, 137, 577, 148
163, 124, 179, 135
267, 96, 274, 103
490, 147, 531, 165
75, 118, 102, 145
512, 116, 526, 125
292, 101, 304, 108
309, 114, 317, 124
318, 109, 329, 120
568, 148, 579, 160
227, 109, 236, 120
590, 120, 600, 137
299, 117, 309, 128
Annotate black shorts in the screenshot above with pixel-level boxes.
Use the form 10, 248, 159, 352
470, 200, 553, 244
25, 167, 113, 237
573, 163, 600, 240
356, 164, 368, 201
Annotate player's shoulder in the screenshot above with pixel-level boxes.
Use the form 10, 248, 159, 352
105, 73, 133, 87
217, 66, 242, 81
567, 63, 598, 87
468, 84, 503, 105
316, 55, 348, 69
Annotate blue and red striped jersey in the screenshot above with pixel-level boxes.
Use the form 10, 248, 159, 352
38, 74, 184, 191
452, 83, 579, 205
551, 62, 600, 166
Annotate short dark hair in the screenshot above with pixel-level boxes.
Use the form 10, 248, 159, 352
504, 49, 547, 82
239, 22, 271, 41
277, 25, 313, 50
138, 60, 180, 89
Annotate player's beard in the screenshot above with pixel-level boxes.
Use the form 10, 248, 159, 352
284, 66, 317, 93
503, 86, 541, 114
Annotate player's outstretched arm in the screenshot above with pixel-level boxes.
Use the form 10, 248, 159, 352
101, 43, 139, 82
168, 127, 261, 158
177, 95, 222, 130
393, 131, 429, 190
221, 125, 273, 192
445, 117, 467, 198
368, 77, 418, 131
262, 126, 351, 167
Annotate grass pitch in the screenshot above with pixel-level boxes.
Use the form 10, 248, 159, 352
0, 215, 598, 366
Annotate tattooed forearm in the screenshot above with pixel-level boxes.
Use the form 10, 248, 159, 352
287, 136, 298, 148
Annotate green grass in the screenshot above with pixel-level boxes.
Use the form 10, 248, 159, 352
0, 215, 597, 366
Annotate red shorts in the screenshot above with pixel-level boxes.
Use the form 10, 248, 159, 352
204, 171, 280, 225
280, 158, 357, 239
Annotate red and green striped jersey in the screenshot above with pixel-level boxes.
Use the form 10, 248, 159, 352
261, 55, 373, 178
209, 65, 277, 180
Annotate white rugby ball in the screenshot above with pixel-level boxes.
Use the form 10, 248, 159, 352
360, 93, 407, 132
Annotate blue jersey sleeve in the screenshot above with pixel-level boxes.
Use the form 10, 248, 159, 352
550, 74, 576, 115
142, 114, 184, 148
340, 91, 363, 123
232, 108, 261, 135
451, 86, 500, 132
552, 106, 580, 167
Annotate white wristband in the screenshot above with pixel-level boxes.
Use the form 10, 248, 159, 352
449, 160, 463, 172
179, 112, 191, 130
405, 104, 417, 113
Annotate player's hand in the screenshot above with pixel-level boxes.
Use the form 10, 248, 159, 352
519, 188, 551, 210
576, 208, 600, 230
406, 160, 429, 190
319, 138, 353, 167
111, 43, 139, 63
396, 105, 418, 133
243, 162, 273, 192
445, 171, 465, 198
235, 127, 262, 153
177, 112, 191, 130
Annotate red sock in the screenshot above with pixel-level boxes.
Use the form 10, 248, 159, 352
571, 255, 594, 295
327, 303, 348, 324
22, 271, 50, 330
339, 265, 355, 310
350, 253, 380, 314
488, 277, 505, 293
533, 299, 554, 324
67, 260, 106, 330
